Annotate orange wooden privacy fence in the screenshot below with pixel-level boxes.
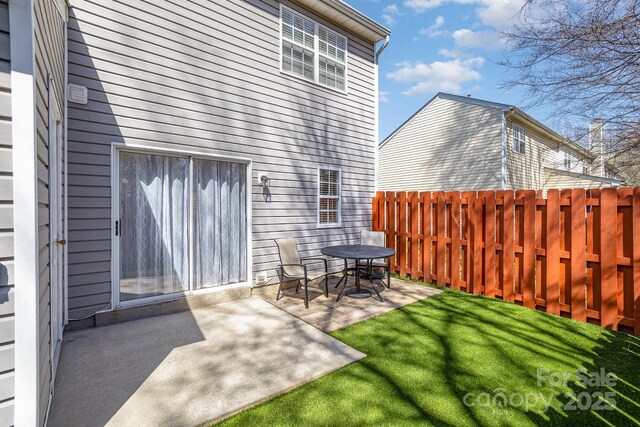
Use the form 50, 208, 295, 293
372, 188, 640, 335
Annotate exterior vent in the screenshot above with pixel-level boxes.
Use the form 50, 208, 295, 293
67, 84, 88, 104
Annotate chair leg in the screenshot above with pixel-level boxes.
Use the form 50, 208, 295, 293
303, 277, 309, 308
324, 275, 329, 297
296, 280, 301, 293
276, 268, 284, 300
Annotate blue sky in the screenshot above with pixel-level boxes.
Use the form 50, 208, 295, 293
348, 0, 552, 141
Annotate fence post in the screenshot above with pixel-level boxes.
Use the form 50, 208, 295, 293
546, 189, 560, 316
372, 192, 381, 231
600, 188, 618, 329
571, 189, 587, 322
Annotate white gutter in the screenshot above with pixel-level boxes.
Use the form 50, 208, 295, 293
373, 35, 389, 195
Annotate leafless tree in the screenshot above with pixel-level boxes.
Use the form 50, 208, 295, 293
501, 0, 640, 184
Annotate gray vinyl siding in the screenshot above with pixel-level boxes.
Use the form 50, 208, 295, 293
33, 0, 65, 424
378, 96, 503, 192
0, 1, 13, 424
67, 0, 376, 318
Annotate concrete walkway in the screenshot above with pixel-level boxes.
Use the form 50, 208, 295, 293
48, 298, 365, 427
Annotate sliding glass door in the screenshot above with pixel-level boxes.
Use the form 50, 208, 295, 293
193, 159, 247, 289
117, 150, 248, 303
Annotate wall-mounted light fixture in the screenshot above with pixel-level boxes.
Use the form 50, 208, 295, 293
258, 173, 270, 187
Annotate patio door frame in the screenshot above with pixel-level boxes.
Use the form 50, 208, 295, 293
110, 142, 253, 309
48, 79, 65, 377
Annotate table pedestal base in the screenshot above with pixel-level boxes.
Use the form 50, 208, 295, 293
346, 288, 372, 299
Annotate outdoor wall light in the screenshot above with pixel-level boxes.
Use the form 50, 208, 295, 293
259, 173, 270, 187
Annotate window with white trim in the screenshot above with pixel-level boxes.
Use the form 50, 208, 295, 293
562, 150, 572, 170
512, 124, 526, 154
281, 6, 347, 91
318, 168, 341, 226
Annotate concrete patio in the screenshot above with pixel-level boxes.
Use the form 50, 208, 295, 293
259, 274, 443, 332
48, 276, 441, 426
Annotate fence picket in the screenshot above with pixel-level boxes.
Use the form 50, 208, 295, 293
571, 189, 587, 322
422, 192, 432, 281
449, 192, 461, 290
502, 190, 514, 303
546, 189, 560, 316
435, 192, 446, 286
482, 191, 496, 297
600, 188, 618, 329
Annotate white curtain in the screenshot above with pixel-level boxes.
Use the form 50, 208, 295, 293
193, 159, 247, 288
119, 152, 189, 300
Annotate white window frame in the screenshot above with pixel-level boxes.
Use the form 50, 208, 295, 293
560, 149, 572, 170
279, 4, 348, 94
317, 166, 342, 228
511, 124, 526, 155
110, 142, 253, 310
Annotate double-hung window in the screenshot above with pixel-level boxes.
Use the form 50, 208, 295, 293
318, 167, 341, 227
281, 6, 347, 91
512, 124, 526, 154
561, 150, 573, 170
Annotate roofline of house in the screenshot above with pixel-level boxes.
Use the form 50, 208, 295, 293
296, 0, 390, 42
508, 108, 594, 160
544, 167, 623, 185
380, 92, 595, 160
379, 93, 440, 149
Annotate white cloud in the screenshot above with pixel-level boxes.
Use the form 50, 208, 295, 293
405, 0, 527, 29
452, 28, 504, 50
477, 0, 527, 28
382, 4, 402, 27
419, 15, 446, 37
379, 91, 391, 103
386, 57, 484, 95
403, 0, 443, 12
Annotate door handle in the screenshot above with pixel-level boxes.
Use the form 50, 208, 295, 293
56, 239, 67, 246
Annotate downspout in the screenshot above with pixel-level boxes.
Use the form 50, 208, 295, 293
373, 35, 389, 196
501, 107, 516, 190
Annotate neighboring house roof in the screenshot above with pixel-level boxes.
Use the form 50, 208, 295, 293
544, 167, 622, 186
380, 92, 593, 159
298, 0, 390, 42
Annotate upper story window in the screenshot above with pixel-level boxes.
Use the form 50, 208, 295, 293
561, 150, 572, 170
583, 164, 589, 175
511, 124, 526, 154
318, 167, 341, 227
281, 6, 347, 92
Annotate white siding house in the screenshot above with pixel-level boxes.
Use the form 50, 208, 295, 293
378, 93, 624, 192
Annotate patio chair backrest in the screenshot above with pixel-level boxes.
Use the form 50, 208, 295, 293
361, 230, 385, 247
274, 237, 304, 277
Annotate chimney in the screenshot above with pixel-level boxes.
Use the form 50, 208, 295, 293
589, 119, 605, 177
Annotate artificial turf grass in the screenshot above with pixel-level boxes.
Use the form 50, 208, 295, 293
217, 284, 640, 426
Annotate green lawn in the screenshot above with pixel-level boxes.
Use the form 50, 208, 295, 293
218, 282, 640, 426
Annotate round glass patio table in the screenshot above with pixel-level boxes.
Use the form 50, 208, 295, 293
321, 245, 395, 301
